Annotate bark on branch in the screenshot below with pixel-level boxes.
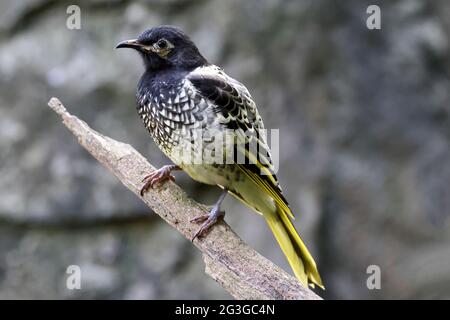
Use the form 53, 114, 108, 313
47, 97, 322, 300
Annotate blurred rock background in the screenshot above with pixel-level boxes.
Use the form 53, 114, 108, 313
0, 0, 449, 299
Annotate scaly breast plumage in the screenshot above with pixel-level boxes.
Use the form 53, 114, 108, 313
138, 104, 203, 158
136, 79, 216, 163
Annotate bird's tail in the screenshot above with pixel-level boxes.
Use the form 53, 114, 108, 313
263, 204, 324, 289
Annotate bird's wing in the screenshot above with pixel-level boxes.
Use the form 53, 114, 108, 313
188, 65, 294, 218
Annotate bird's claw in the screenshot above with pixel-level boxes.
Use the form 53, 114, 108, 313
140, 166, 176, 196
190, 208, 225, 241
189, 214, 210, 224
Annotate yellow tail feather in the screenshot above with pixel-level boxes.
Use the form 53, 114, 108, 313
264, 205, 324, 289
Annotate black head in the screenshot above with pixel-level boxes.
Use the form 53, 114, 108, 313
116, 26, 208, 72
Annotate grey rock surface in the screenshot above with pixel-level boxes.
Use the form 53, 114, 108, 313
0, 0, 449, 299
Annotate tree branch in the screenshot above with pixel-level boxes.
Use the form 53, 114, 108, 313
47, 97, 322, 300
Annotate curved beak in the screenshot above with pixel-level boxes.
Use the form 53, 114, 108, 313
115, 39, 143, 50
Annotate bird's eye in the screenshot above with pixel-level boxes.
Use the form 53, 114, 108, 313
156, 39, 168, 49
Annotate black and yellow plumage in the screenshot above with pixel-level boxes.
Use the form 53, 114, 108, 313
116, 26, 323, 289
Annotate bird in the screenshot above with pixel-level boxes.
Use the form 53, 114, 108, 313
116, 25, 323, 289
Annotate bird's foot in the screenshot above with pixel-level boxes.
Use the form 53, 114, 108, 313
190, 206, 225, 241
140, 165, 180, 196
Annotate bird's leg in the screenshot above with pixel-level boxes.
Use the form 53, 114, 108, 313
140, 165, 181, 196
190, 188, 228, 241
